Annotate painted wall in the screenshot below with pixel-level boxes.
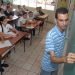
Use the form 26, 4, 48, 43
57, 0, 68, 8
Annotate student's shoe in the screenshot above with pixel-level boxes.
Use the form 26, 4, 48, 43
0, 67, 4, 72
1, 64, 9, 67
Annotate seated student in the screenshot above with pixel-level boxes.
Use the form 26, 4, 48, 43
17, 12, 32, 38
38, 7, 45, 29
28, 11, 34, 20
0, 16, 18, 38
33, 7, 45, 31
1, 3, 7, 11
28, 11, 42, 24
22, 5, 28, 12
38, 7, 44, 15
17, 12, 28, 30
28, 11, 38, 36
0, 8, 5, 17
16, 5, 23, 17
17, 12, 32, 39
4, 5, 14, 19
0, 16, 19, 71
27, 11, 38, 24
33, 7, 40, 20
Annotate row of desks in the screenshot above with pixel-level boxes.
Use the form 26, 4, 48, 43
0, 31, 27, 59
0, 14, 48, 58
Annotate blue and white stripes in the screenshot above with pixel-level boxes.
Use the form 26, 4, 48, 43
41, 25, 65, 72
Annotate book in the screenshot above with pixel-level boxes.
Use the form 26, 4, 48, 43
0, 40, 12, 48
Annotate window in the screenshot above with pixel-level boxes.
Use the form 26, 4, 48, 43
29, 0, 36, 8
36, 0, 45, 9
13, 0, 55, 11
13, 0, 21, 5
45, 0, 55, 10
13, 0, 29, 5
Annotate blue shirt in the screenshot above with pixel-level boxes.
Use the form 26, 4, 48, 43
41, 25, 65, 72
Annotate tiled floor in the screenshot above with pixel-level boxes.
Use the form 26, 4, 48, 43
3, 23, 54, 75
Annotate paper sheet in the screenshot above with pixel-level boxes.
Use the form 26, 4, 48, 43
6, 32, 16, 36
0, 40, 12, 48
26, 25, 34, 29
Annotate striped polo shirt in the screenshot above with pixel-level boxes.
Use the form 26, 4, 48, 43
41, 25, 66, 72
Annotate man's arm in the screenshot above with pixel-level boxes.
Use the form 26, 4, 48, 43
50, 51, 75, 63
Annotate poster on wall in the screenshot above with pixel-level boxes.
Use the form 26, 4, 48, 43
57, 0, 68, 8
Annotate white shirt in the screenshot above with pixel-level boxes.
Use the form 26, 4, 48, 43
33, 10, 40, 18
0, 24, 13, 34
17, 17, 27, 27
0, 13, 5, 17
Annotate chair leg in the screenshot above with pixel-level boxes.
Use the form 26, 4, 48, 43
30, 33, 32, 45
0, 67, 4, 75
23, 39, 25, 52
13, 47, 16, 53
1, 71, 3, 75
0, 60, 4, 75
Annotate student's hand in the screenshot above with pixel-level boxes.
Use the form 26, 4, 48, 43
12, 34, 17, 37
16, 31, 19, 36
66, 53, 75, 63
29, 20, 32, 23
0, 35, 4, 42
10, 33, 18, 37
4, 34, 13, 39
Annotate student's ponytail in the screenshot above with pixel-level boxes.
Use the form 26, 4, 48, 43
0, 16, 5, 32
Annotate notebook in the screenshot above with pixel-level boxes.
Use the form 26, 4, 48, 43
0, 40, 12, 48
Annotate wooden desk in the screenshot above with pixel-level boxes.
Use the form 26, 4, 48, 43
0, 31, 27, 58
0, 31, 27, 74
38, 14, 48, 25
21, 20, 41, 45
24, 20, 41, 34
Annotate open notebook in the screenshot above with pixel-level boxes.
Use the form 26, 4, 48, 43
26, 25, 34, 29
0, 40, 12, 48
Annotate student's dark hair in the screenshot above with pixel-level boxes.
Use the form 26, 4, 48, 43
0, 16, 6, 22
23, 12, 27, 15
55, 7, 68, 19
0, 8, 2, 12
0, 16, 6, 32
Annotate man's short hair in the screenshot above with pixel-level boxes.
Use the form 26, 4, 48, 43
55, 7, 68, 19
23, 12, 27, 15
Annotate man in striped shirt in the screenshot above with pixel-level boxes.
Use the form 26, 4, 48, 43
40, 7, 75, 75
